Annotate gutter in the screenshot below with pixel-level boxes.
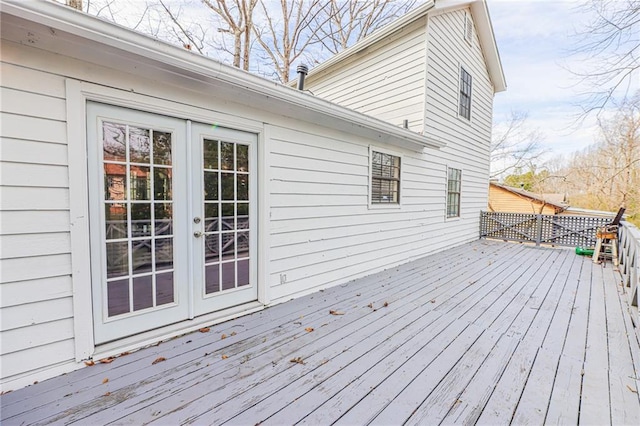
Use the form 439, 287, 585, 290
0, 0, 445, 152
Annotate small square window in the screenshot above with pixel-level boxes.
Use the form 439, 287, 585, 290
371, 150, 401, 204
459, 67, 472, 120
447, 168, 461, 218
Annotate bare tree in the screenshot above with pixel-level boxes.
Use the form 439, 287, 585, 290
66, 0, 83, 10
490, 111, 545, 179
563, 93, 640, 223
252, 0, 334, 83
312, 0, 418, 56
572, 0, 640, 115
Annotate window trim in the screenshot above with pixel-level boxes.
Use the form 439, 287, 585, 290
458, 66, 472, 121
368, 145, 403, 209
446, 167, 462, 219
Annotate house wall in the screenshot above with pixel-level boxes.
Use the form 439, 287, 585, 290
0, 10, 485, 391
302, 17, 428, 132
488, 185, 558, 215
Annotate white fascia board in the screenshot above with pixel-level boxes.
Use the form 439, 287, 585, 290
470, 0, 506, 92
0, 0, 444, 152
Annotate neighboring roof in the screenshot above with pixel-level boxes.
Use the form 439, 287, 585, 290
563, 207, 622, 219
490, 182, 568, 210
297, 0, 506, 93
0, 0, 446, 152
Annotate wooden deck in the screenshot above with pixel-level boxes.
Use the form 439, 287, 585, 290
2, 240, 640, 425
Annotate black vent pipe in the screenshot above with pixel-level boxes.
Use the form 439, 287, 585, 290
297, 64, 308, 91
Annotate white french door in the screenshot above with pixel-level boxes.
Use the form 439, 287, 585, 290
191, 123, 258, 316
88, 103, 257, 345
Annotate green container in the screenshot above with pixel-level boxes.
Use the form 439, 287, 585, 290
575, 246, 595, 256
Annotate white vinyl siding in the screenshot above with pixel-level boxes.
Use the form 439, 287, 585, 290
0, 60, 75, 383
304, 18, 428, 132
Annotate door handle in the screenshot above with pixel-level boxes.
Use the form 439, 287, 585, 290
193, 231, 203, 238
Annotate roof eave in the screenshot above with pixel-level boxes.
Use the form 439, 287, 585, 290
0, 0, 444, 152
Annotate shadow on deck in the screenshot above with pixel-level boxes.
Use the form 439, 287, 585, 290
2, 240, 639, 425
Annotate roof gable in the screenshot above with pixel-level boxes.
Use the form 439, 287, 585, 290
300, 0, 505, 93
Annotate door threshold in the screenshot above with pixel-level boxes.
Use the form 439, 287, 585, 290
90, 301, 264, 362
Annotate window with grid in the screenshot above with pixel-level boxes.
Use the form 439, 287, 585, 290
371, 150, 401, 204
459, 67, 472, 120
447, 168, 461, 218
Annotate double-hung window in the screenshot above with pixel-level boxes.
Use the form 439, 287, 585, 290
459, 67, 472, 120
447, 168, 462, 218
371, 150, 401, 204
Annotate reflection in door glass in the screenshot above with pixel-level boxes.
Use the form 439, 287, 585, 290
103, 121, 176, 317
202, 138, 251, 295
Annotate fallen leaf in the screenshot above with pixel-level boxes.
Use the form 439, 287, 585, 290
199, 327, 210, 333
230, 331, 237, 336
84, 360, 95, 367
305, 327, 314, 332
152, 357, 166, 365
221, 355, 229, 360
221, 334, 227, 340
99, 357, 115, 364
102, 378, 109, 384
329, 310, 345, 315
103, 392, 111, 397
119, 351, 130, 356
430, 300, 436, 303
383, 302, 389, 307
356, 293, 361, 296
290, 357, 306, 365
367, 303, 373, 309
33, 381, 38, 385
628, 385, 638, 393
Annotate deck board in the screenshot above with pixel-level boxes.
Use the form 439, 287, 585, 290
2, 240, 639, 425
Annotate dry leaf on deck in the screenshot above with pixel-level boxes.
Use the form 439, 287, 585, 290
367, 303, 373, 309
290, 357, 306, 365
119, 351, 130, 356
221, 334, 227, 340
221, 355, 229, 360
103, 392, 111, 397
430, 300, 436, 303
99, 357, 115, 364
305, 327, 314, 332
152, 357, 166, 365
230, 331, 237, 336
627, 385, 638, 393
84, 360, 95, 367
383, 302, 389, 307
102, 378, 109, 384
329, 310, 345, 315
199, 327, 210, 333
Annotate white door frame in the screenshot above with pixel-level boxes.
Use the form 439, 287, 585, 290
66, 81, 270, 361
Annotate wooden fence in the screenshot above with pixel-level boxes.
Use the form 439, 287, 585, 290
480, 211, 610, 247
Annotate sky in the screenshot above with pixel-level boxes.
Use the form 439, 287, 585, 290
487, 0, 636, 161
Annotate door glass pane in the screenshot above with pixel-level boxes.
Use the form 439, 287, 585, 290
103, 122, 126, 162
205, 203, 219, 232
154, 168, 172, 200
153, 131, 172, 165
156, 238, 173, 270
101, 119, 175, 319
105, 204, 127, 240
107, 279, 130, 316
130, 166, 151, 200
221, 232, 235, 260
205, 234, 219, 262
237, 203, 249, 230
220, 142, 234, 170
204, 172, 218, 200
205, 264, 219, 294
106, 241, 128, 278
133, 275, 153, 311
155, 203, 172, 235
222, 203, 235, 230
237, 174, 248, 200
238, 259, 249, 286
221, 262, 235, 290
221, 173, 234, 200
129, 127, 150, 163
203, 139, 218, 169
156, 272, 174, 305
237, 144, 248, 172
131, 203, 151, 237
104, 164, 126, 201
237, 232, 249, 259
